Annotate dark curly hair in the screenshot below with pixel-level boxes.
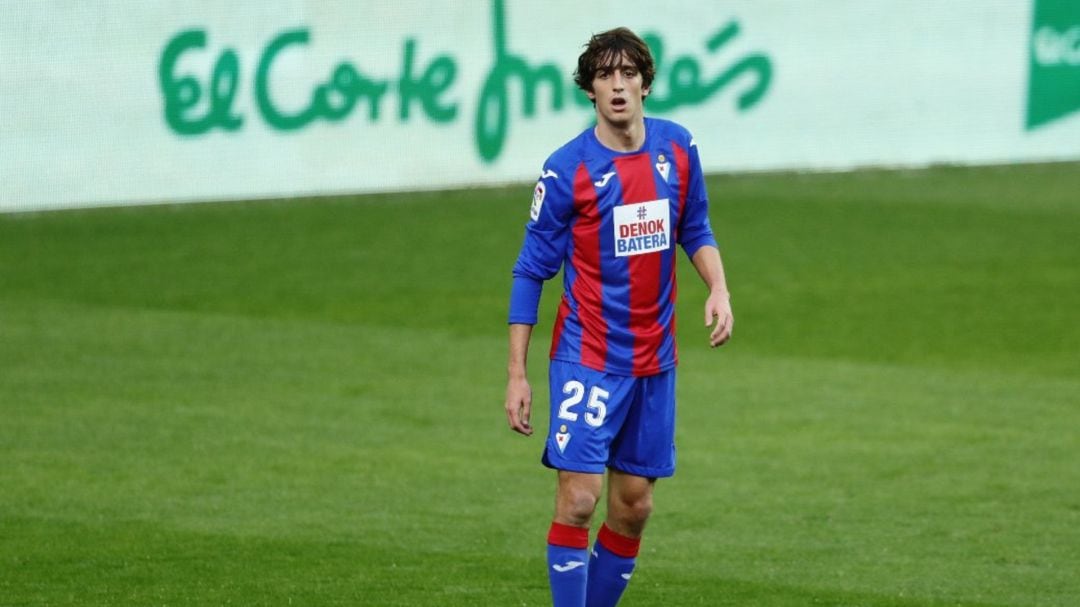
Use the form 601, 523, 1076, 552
573, 27, 656, 98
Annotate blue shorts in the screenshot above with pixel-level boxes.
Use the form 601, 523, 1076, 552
542, 360, 677, 478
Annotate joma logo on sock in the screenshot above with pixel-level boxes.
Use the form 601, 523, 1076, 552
551, 561, 586, 573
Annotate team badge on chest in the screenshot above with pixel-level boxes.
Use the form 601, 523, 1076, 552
613, 198, 671, 257
655, 153, 670, 181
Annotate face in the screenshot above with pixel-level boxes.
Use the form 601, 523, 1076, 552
586, 53, 650, 128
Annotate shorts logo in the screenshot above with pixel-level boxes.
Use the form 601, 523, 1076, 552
613, 199, 671, 257
530, 181, 545, 221
555, 424, 571, 453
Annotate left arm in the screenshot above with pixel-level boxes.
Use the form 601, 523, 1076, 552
690, 245, 733, 347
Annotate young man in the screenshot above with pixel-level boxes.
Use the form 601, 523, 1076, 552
504, 27, 733, 607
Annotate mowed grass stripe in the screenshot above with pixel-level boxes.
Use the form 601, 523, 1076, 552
2, 300, 1077, 605
2, 162, 1079, 605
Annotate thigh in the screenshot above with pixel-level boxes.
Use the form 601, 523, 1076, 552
542, 361, 635, 474
608, 368, 677, 478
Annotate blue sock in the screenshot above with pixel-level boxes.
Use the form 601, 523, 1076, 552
585, 524, 640, 607
547, 522, 590, 607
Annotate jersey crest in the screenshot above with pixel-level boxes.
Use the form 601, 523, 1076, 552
655, 153, 670, 181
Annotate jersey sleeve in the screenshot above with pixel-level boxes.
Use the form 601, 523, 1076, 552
508, 164, 574, 325
677, 136, 718, 258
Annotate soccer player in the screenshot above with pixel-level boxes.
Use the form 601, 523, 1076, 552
504, 27, 733, 607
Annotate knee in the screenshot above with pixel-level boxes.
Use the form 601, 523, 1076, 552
556, 484, 601, 527
610, 491, 653, 531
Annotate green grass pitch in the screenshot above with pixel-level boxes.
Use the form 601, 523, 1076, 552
1, 162, 1078, 605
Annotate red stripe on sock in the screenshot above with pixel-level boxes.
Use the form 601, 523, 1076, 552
547, 522, 590, 549
597, 523, 641, 558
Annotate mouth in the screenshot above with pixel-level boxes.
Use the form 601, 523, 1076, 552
611, 97, 628, 111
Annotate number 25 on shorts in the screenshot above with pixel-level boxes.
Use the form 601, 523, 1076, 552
557, 380, 608, 427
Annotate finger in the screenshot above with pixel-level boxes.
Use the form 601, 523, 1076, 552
506, 398, 533, 436
710, 313, 724, 337
709, 314, 726, 346
517, 414, 534, 435
711, 314, 732, 347
713, 328, 728, 347
505, 402, 520, 430
521, 397, 533, 432
704, 305, 715, 327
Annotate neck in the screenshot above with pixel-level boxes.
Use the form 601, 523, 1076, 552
594, 116, 645, 153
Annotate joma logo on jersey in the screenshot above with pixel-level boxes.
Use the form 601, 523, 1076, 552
613, 199, 671, 257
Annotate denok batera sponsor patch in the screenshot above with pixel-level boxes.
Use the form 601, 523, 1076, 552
613, 199, 671, 257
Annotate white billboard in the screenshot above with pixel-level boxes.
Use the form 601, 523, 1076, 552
2, 0, 1078, 212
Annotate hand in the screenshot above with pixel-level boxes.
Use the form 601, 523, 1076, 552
704, 291, 733, 348
505, 376, 534, 436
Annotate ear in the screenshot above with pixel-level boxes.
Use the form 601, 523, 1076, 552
641, 84, 651, 99
586, 89, 597, 101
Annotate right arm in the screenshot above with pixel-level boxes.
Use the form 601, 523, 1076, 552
503, 165, 572, 436
505, 323, 534, 436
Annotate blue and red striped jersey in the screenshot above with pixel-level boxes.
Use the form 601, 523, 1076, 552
509, 117, 717, 377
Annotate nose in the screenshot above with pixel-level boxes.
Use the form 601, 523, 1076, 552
612, 71, 624, 91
